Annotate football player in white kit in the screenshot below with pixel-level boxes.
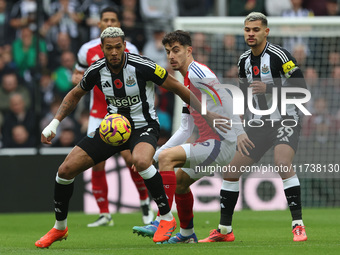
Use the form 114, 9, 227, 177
132, 30, 253, 243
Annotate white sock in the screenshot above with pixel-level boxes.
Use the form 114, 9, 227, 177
180, 227, 194, 236
55, 173, 74, 184
140, 197, 150, 206
100, 213, 111, 218
292, 220, 304, 228
219, 224, 232, 234
283, 175, 300, 189
138, 165, 157, 180
159, 211, 173, 221
155, 216, 161, 222
221, 180, 239, 192
54, 219, 67, 230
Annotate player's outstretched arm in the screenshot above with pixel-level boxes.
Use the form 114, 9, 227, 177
41, 84, 87, 145
161, 74, 230, 133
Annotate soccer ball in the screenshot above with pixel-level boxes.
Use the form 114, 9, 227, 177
99, 114, 131, 146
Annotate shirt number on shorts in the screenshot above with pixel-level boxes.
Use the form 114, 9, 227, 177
277, 127, 294, 138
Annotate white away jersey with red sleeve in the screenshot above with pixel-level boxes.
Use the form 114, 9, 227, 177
185, 61, 243, 143
75, 38, 139, 118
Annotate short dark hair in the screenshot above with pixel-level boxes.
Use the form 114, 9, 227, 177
162, 30, 192, 47
100, 6, 121, 22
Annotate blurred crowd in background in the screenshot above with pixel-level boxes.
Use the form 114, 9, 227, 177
0, 0, 340, 149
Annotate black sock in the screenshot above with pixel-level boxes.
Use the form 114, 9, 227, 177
54, 181, 74, 221
284, 186, 302, 221
219, 189, 239, 226
143, 171, 170, 215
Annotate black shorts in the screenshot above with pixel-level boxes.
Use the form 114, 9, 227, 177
245, 121, 301, 163
77, 124, 160, 165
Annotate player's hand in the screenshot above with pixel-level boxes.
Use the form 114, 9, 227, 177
72, 73, 83, 86
237, 133, 255, 157
249, 80, 266, 94
131, 164, 137, 172
204, 111, 231, 133
41, 119, 60, 145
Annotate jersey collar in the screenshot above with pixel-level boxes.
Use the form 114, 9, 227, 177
123, 52, 128, 69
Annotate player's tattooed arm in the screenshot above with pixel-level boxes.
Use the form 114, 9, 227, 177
55, 84, 87, 121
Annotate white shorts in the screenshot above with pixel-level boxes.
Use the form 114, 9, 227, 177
87, 115, 103, 135
180, 139, 236, 180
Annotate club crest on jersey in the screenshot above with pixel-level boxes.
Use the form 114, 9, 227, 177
126, 76, 136, 87
114, 79, 123, 89
261, 64, 270, 74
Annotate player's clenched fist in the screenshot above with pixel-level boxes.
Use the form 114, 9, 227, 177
41, 119, 60, 144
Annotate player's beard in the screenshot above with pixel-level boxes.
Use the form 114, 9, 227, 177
107, 53, 124, 70
246, 40, 257, 47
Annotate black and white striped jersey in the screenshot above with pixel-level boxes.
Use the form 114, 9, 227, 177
238, 42, 306, 123
80, 52, 168, 129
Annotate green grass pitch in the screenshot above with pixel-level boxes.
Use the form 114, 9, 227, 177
0, 208, 339, 255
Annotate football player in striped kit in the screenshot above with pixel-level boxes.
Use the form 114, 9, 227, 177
35, 27, 228, 248
200, 12, 308, 242
72, 6, 153, 227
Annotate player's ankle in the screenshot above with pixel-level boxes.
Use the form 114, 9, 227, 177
160, 212, 173, 221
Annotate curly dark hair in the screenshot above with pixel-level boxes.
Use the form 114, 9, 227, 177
162, 30, 192, 47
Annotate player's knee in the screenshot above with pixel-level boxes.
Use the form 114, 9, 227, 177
133, 157, 151, 171
275, 158, 292, 168
158, 150, 174, 170
58, 163, 75, 180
